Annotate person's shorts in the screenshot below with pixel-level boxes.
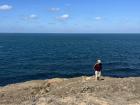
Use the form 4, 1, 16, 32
95, 71, 101, 77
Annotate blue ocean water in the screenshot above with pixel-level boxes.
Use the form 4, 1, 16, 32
0, 33, 140, 86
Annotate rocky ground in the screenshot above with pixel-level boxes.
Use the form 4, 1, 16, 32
0, 76, 140, 105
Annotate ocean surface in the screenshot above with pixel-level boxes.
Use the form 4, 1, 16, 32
0, 33, 140, 86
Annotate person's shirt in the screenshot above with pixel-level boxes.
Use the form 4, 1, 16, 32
94, 63, 102, 71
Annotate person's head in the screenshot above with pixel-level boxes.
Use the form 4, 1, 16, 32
97, 59, 101, 64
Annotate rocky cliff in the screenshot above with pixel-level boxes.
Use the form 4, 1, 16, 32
0, 76, 140, 105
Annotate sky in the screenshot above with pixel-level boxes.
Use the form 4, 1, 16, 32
0, 0, 140, 33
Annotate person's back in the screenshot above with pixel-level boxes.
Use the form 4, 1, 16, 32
93, 59, 102, 80
94, 63, 102, 71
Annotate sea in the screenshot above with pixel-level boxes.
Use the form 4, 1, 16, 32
0, 33, 140, 86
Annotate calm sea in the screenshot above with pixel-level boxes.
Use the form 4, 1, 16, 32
0, 33, 140, 86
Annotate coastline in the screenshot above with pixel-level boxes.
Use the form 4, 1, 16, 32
0, 76, 140, 105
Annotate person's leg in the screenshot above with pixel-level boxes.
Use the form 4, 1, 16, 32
95, 71, 98, 80
98, 71, 101, 80
97, 71, 99, 80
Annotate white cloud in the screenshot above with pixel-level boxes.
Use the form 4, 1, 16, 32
23, 14, 38, 21
49, 7, 60, 12
29, 14, 38, 19
95, 16, 102, 20
57, 14, 70, 21
0, 4, 12, 11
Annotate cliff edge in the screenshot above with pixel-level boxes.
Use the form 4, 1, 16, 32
0, 76, 140, 105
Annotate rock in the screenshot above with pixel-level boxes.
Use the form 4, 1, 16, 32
0, 76, 140, 105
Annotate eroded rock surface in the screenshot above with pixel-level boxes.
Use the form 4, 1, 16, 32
0, 76, 140, 105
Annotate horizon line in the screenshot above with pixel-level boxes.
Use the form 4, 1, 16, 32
0, 33, 140, 34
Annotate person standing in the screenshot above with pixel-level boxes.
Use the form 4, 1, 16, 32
93, 59, 102, 80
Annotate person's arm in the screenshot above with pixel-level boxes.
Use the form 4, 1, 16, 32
93, 64, 96, 70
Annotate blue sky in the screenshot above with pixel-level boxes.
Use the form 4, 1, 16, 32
0, 0, 140, 33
